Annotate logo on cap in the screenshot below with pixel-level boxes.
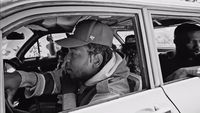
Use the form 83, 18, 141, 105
89, 35, 95, 40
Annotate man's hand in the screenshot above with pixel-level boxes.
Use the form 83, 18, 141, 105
61, 74, 78, 110
166, 66, 200, 81
61, 73, 78, 94
4, 71, 21, 107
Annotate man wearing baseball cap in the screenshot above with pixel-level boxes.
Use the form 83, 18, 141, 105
5, 20, 142, 112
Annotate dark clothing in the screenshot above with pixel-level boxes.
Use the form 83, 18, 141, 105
159, 51, 200, 82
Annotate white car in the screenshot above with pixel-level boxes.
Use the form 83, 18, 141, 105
1, 0, 200, 113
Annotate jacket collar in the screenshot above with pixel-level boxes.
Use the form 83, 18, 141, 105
85, 52, 123, 86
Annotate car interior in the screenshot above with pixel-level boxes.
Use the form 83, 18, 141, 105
3, 15, 146, 113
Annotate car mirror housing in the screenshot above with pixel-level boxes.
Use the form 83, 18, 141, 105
6, 32, 25, 40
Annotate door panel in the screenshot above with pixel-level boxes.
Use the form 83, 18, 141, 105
163, 77, 200, 113
64, 88, 179, 113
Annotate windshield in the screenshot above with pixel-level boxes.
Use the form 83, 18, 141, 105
2, 27, 33, 59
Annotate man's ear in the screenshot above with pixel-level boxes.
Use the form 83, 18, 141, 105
92, 54, 103, 68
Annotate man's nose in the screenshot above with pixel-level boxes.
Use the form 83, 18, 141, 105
193, 40, 200, 48
61, 55, 70, 68
64, 54, 71, 63
195, 41, 200, 48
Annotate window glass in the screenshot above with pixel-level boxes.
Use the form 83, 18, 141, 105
24, 33, 65, 58
2, 27, 33, 59
118, 31, 135, 41
24, 42, 40, 58
154, 26, 176, 53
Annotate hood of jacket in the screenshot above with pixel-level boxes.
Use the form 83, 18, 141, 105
85, 52, 129, 86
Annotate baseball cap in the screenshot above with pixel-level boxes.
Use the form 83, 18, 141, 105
125, 35, 136, 44
56, 19, 113, 48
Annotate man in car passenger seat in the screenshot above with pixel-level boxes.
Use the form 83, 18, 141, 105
121, 35, 141, 75
4, 19, 142, 112
159, 23, 200, 82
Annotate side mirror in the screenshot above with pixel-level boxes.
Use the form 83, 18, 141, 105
6, 32, 25, 40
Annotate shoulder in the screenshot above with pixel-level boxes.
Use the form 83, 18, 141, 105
90, 73, 142, 105
159, 50, 176, 61
96, 72, 142, 94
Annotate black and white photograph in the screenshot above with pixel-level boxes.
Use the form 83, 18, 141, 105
1, 0, 200, 113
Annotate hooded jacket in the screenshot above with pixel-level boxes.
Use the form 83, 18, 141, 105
18, 52, 142, 109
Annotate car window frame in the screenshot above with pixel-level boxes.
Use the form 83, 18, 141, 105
1, 4, 157, 112
149, 10, 200, 85
0, 30, 5, 113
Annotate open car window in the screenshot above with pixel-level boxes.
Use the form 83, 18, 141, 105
2, 13, 150, 112
152, 15, 200, 83
2, 27, 33, 59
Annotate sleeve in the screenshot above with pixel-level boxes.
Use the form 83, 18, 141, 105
127, 73, 142, 92
18, 69, 64, 98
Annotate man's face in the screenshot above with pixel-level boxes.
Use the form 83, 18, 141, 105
186, 31, 200, 56
63, 46, 94, 81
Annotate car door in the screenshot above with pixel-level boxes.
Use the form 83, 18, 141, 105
66, 88, 178, 113
163, 78, 200, 113
151, 10, 200, 113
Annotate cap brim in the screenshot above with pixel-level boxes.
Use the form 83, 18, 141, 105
56, 36, 88, 48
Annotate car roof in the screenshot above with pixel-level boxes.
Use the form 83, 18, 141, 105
1, 0, 199, 37
1, 0, 200, 18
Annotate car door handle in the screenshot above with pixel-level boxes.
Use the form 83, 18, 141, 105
135, 107, 171, 113
153, 107, 171, 113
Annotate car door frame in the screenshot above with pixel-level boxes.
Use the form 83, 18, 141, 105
149, 8, 200, 84
0, 3, 160, 112
0, 30, 6, 113
148, 9, 200, 113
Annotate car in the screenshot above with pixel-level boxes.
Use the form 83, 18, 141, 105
1, 0, 200, 113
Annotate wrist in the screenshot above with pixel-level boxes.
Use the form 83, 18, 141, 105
185, 66, 200, 76
17, 71, 37, 87
12, 71, 22, 81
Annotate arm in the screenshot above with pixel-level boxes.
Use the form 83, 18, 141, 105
5, 69, 77, 110
166, 66, 200, 81
5, 69, 62, 105
20, 69, 64, 98
4, 71, 36, 107
19, 69, 78, 111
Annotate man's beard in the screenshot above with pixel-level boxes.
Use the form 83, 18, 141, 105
193, 50, 200, 56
